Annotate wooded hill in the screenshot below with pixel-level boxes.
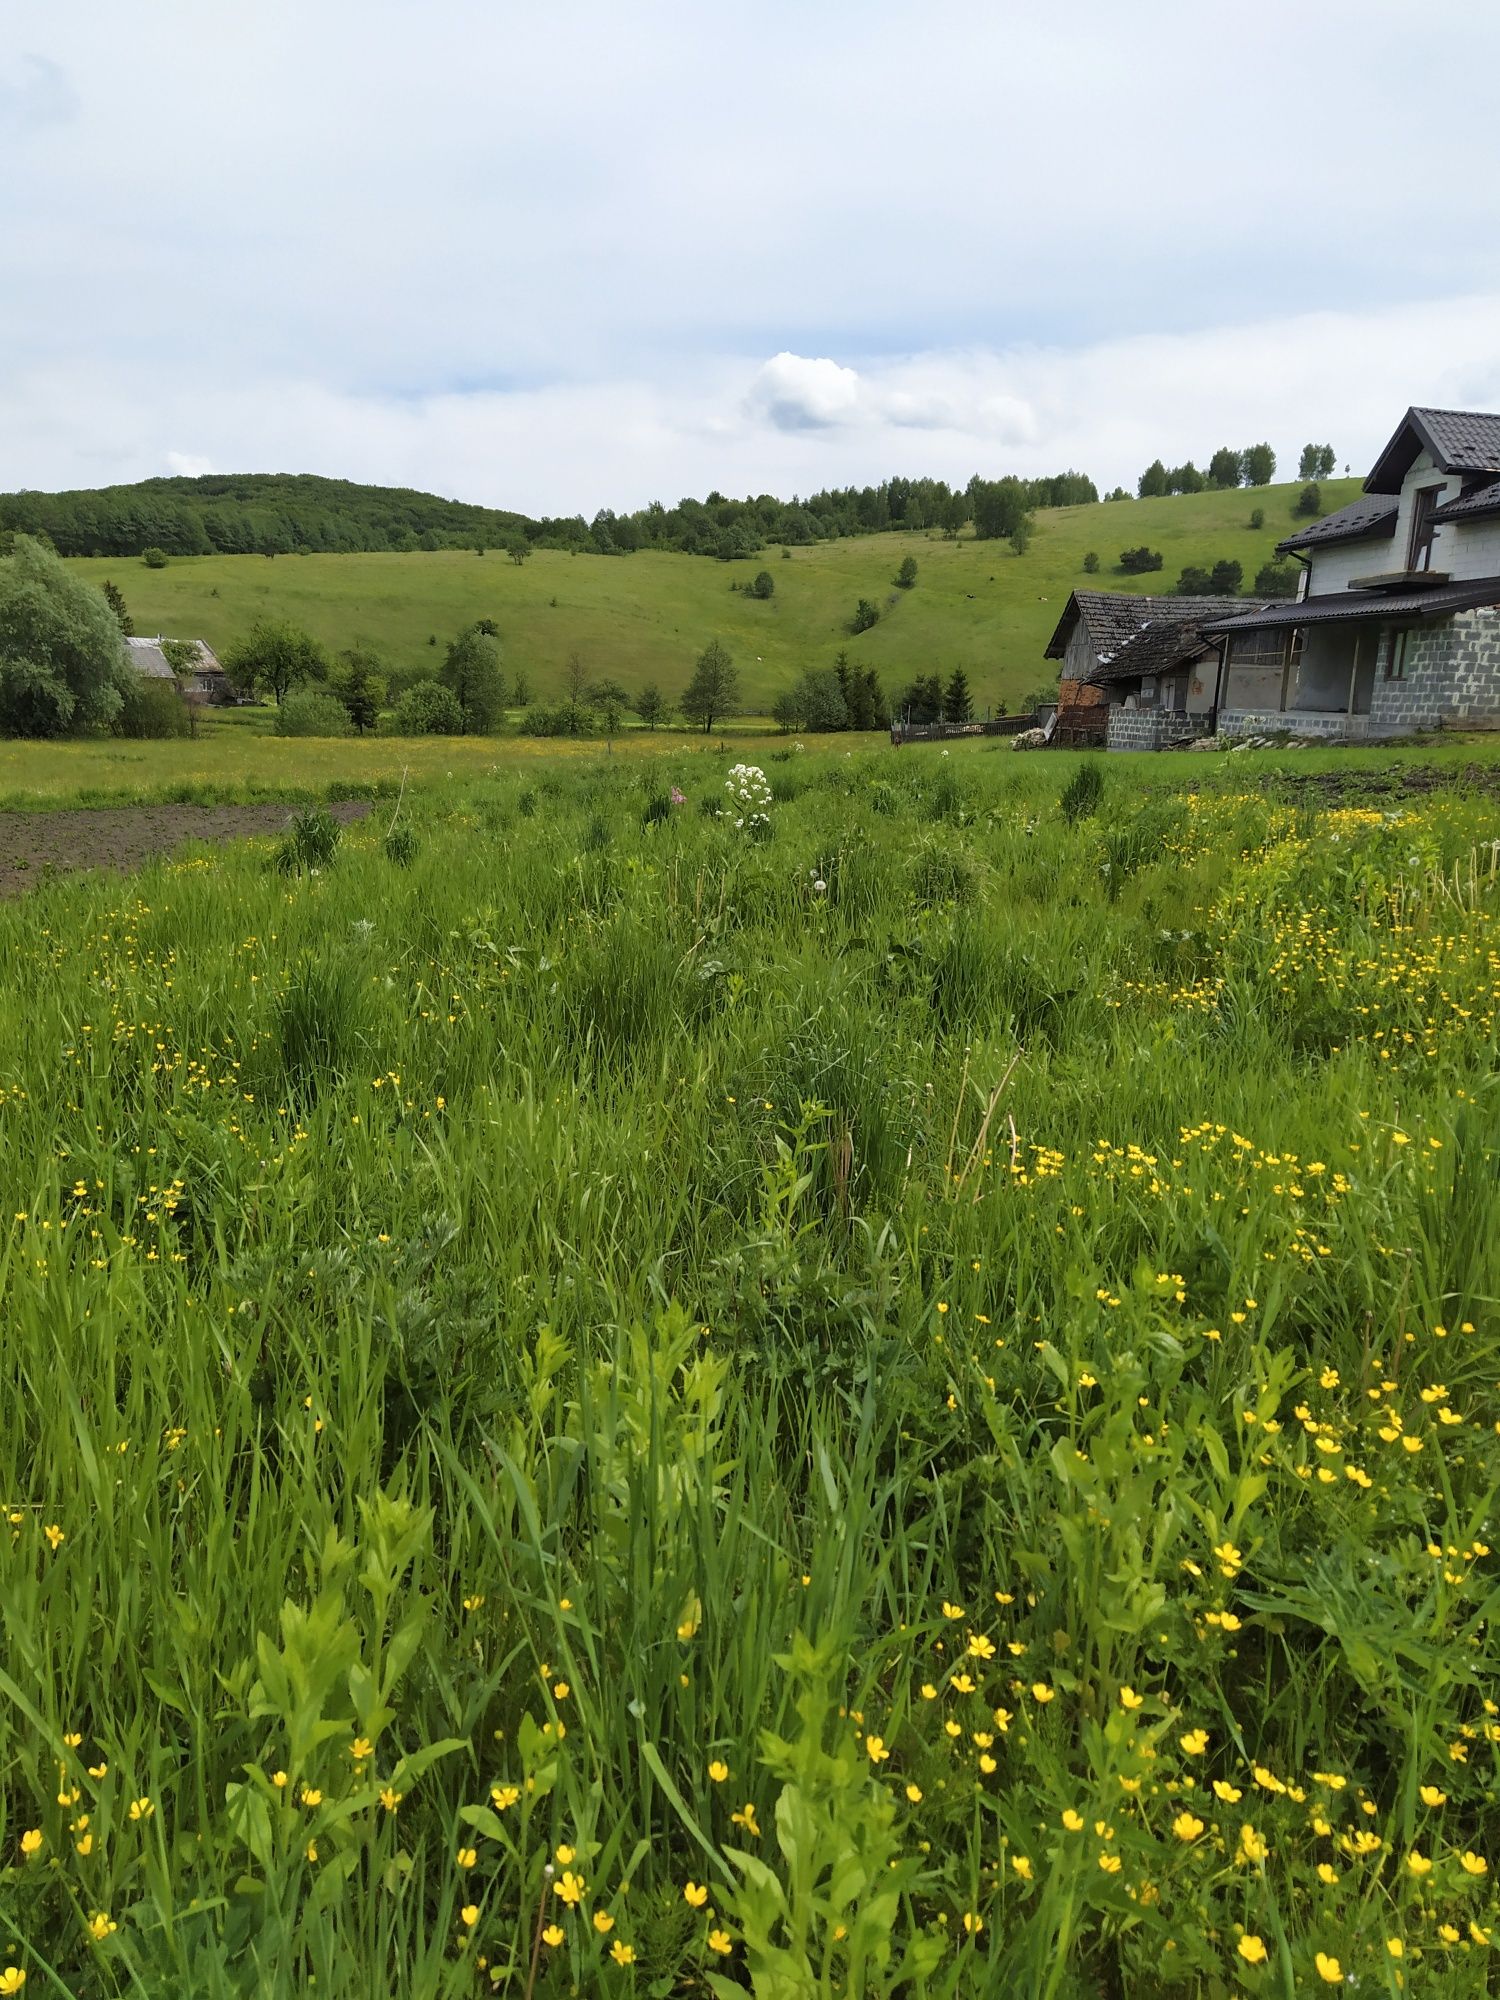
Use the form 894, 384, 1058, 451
4, 468, 1099, 562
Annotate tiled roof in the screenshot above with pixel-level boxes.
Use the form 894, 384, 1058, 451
1277, 494, 1398, 553
1045, 589, 1224, 665
1367, 407, 1500, 493
1199, 576, 1500, 634
1089, 600, 1270, 684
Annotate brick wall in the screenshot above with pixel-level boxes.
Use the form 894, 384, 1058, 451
1106, 707, 1205, 752
1363, 610, 1500, 732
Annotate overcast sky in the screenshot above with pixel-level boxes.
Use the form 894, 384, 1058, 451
5, 0, 1500, 514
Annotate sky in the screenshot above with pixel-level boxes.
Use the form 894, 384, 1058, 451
5, 0, 1500, 516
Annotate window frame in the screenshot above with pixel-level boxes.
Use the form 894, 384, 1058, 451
1407, 485, 1443, 572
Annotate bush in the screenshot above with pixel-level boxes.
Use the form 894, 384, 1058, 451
1249, 507, 1265, 531
850, 598, 880, 633
522, 703, 598, 738
275, 688, 354, 737
391, 680, 464, 734
141, 546, 169, 569
114, 675, 190, 739
1254, 559, 1301, 598
1082, 551, 1100, 574
1295, 482, 1322, 518
748, 570, 775, 600
1118, 546, 1163, 574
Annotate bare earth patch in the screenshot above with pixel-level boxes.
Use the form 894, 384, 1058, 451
0, 800, 374, 897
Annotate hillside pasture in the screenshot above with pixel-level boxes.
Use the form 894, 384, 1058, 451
62, 479, 1361, 715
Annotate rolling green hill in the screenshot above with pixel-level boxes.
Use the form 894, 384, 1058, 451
63, 478, 1359, 714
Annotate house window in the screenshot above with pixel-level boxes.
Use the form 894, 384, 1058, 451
1407, 486, 1443, 571
1385, 629, 1411, 681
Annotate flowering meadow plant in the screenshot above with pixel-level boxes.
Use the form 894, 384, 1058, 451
723, 760, 772, 833
0, 744, 1497, 1994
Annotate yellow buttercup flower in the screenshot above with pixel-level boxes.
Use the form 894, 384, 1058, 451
1172, 1812, 1204, 1842
1237, 1936, 1267, 1965
1179, 1729, 1208, 1756
19, 1829, 42, 1859
684, 1881, 709, 1908
708, 1759, 729, 1783
609, 1942, 635, 1966
460, 1904, 479, 1928
1061, 1809, 1084, 1832
556, 1870, 586, 1906
1119, 1686, 1143, 1711
1314, 1952, 1342, 1984
707, 1929, 732, 1955
87, 1912, 117, 1941
541, 1924, 564, 1948
592, 1910, 614, 1934
1011, 1855, 1032, 1879
864, 1735, 890, 1764
1459, 1850, 1488, 1877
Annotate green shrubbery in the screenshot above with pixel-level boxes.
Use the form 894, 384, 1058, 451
274, 688, 353, 737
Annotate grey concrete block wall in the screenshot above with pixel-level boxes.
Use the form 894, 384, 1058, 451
1368, 610, 1500, 732
1219, 709, 1363, 741
1105, 708, 1205, 751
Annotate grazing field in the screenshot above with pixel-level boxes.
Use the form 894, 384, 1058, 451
61, 478, 1362, 716
1, 742, 1498, 1997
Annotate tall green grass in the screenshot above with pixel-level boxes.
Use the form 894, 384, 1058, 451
0, 746, 1496, 1996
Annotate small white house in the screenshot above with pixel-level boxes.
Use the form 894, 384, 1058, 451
1205, 407, 1500, 737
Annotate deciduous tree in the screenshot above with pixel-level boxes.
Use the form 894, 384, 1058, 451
680, 639, 739, 732
0, 535, 129, 737
224, 619, 328, 705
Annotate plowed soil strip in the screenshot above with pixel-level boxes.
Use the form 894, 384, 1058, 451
0, 801, 374, 897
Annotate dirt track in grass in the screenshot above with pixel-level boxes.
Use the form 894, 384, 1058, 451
0, 800, 374, 898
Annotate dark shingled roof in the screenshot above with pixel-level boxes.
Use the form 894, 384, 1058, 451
1087, 599, 1263, 685
1199, 576, 1500, 635
1433, 478, 1500, 525
1277, 494, 1398, 554
1366, 407, 1500, 493
1044, 589, 1219, 666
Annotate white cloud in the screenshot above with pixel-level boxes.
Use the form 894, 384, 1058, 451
746, 354, 864, 431
165, 451, 214, 478
8, 293, 1500, 518
4, 1, 1500, 510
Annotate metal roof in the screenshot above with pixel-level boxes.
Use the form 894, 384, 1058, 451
1366, 407, 1500, 494
1276, 494, 1398, 553
124, 637, 175, 680
1433, 478, 1500, 525
1200, 576, 1500, 635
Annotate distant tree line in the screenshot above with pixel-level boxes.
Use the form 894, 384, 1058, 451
1132, 442, 1337, 498
0, 467, 1098, 565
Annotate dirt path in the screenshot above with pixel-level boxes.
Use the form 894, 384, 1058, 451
0, 800, 374, 898
1261, 761, 1500, 802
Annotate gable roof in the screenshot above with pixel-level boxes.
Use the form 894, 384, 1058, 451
1277, 493, 1398, 554
1044, 589, 1185, 665
124, 636, 175, 680
1365, 406, 1500, 494
1088, 600, 1268, 685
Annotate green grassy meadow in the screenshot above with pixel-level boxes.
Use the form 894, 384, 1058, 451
62, 479, 1360, 717
1, 739, 1497, 1996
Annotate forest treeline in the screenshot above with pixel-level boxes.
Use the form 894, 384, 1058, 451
0, 468, 1099, 563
